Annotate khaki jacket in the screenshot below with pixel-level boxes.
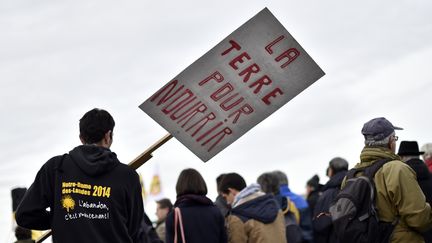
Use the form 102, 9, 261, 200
354, 146, 432, 243
226, 193, 287, 243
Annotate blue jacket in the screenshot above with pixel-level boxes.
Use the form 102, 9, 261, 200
279, 185, 309, 209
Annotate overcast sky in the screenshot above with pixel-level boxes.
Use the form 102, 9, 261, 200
1, 0, 432, 241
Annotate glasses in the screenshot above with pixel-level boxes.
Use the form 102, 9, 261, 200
393, 135, 399, 141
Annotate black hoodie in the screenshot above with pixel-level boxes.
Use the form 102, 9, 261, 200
16, 145, 146, 243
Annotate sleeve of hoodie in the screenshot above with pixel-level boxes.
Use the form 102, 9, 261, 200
383, 161, 432, 231
15, 158, 57, 230
127, 171, 147, 243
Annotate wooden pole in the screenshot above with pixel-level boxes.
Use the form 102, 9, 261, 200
35, 133, 173, 243
128, 133, 173, 170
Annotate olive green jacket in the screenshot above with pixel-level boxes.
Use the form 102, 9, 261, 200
352, 146, 432, 243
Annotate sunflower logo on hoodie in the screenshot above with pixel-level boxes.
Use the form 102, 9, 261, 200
61, 195, 75, 212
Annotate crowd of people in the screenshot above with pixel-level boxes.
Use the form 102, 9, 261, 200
12, 108, 432, 243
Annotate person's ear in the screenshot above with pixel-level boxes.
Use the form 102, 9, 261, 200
79, 134, 86, 145
103, 130, 113, 147
389, 137, 397, 153
228, 188, 237, 196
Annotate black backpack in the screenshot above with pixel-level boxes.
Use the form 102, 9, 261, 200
329, 159, 397, 243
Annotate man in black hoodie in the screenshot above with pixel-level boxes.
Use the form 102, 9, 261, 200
16, 108, 152, 243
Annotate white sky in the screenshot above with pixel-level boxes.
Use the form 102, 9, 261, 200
1, 0, 432, 241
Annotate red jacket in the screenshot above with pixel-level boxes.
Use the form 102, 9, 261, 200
426, 159, 432, 173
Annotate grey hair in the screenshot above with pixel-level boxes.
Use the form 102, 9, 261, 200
400, 155, 419, 162
257, 172, 280, 194
365, 132, 394, 146
422, 143, 432, 160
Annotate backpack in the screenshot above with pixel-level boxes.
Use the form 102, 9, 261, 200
329, 159, 397, 243
284, 198, 303, 243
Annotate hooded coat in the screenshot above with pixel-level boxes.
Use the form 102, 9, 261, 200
226, 187, 286, 243
16, 145, 147, 243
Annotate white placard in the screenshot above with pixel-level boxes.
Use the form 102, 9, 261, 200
140, 8, 325, 161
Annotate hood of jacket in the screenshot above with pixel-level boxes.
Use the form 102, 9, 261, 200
231, 193, 280, 224
69, 145, 120, 176
321, 170, 347, 191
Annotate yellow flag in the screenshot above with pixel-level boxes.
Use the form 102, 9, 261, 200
139, 173, 147, 202
149, 174, 161, 196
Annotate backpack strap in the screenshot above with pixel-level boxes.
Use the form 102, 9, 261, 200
345, 158, 392, 180
363, 158, 393, 179
345, 168, 358, 180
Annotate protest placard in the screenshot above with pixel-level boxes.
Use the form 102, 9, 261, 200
140, 8, 325, 161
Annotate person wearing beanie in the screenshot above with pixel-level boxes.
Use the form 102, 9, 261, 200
306, 174, 322, 216
398, 141, 432, 243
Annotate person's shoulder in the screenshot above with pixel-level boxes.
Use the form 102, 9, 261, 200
383, 159, 412, 171
41, 154, 67, 170
208, 203, 226, 216
226, 213, 243, 224
381, 159, 416, 178
118, 163, 139, 173
110, 162, 140, 181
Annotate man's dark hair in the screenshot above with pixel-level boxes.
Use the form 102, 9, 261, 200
79, 108, 115, 144
156, 198, 173, 211
218, 173, 246, 194
257, 172, 280, 194
216, 174, 226, 187
15, 226, 32, 240
176, 168, 208, 197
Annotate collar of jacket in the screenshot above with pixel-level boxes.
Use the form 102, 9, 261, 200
356, 146, 401, 169
174, 194, 213, 207
232, 183, 262, 208
321, 170, 347, 191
